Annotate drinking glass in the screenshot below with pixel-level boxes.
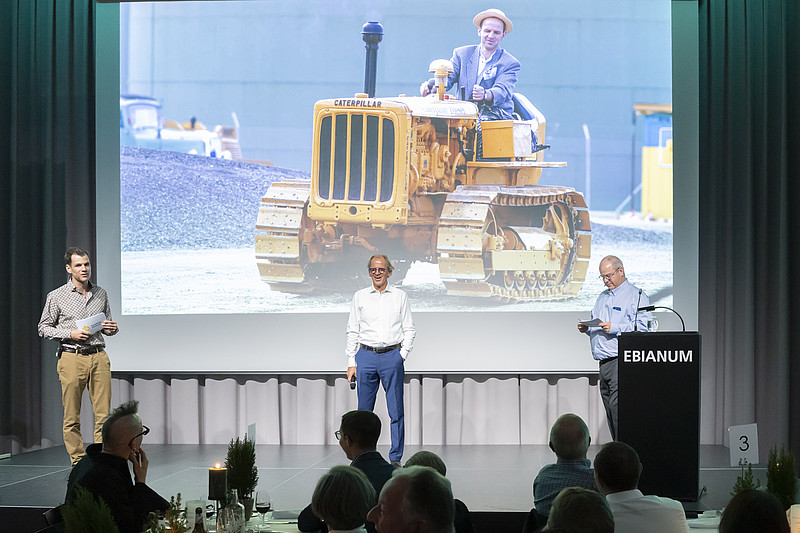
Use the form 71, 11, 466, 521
254, 489, 272, 531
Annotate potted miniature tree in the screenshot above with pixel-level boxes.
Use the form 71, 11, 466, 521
766, 445, 798, 510
61, 486, 120, 533
225, 434, 259, 521
731, 461, 761, 496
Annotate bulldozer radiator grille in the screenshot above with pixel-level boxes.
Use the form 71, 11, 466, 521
317, 113, 395, 202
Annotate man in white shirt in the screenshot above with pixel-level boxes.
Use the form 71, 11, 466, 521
346, 255, 416, 465
594, 441, 689, 533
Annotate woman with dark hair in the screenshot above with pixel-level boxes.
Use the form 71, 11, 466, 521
719, 490, 790, 533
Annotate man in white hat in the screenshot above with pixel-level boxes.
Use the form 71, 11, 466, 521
420, 8, 519, 121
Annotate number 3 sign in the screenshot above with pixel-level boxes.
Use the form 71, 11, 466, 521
728, 423, 759, 466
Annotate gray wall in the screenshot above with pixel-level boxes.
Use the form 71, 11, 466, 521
122, 0, 671, 211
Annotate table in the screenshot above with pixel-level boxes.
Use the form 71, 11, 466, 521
687, 515, 721, 532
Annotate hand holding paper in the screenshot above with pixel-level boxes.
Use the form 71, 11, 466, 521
75, 313, 107, 335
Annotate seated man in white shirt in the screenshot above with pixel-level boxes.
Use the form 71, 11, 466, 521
594, 441, 689, 533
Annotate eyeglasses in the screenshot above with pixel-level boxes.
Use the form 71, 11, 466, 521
369, 267, 386, 274
598, 267, 621, 281
335, 430, 344, 440
129, 425, 150, 448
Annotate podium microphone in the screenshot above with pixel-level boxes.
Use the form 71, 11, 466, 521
637, 305, 687, 332
634, 288, 642, 331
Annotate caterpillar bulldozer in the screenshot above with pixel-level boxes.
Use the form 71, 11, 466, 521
255, 60, 591, 302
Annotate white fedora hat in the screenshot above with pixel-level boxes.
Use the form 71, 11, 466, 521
473, 8, 513, 33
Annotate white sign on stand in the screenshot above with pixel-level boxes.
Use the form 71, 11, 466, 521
728, 423, 759, 466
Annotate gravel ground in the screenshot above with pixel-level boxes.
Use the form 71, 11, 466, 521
121, 146, 307, 251
120, 147, 673, 314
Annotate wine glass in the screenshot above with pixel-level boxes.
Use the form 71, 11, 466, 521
255, 489, 272, 531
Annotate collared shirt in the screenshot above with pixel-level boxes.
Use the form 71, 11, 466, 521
605, 489, 689, 533
477, 49, 497, 81
533, 458, 597, 516
586, 279, 649, 361
345, 284, 415, 367
38, 280, 116, 349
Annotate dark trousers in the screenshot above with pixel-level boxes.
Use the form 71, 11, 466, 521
598, 357, 618, 440
356, 347, 405, 461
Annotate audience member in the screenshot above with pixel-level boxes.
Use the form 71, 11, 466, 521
544, 486, 614, 533
299, 410, 396, 532
405, 451, 474, 533
311, 465, 377, 533
718, 489, 790, 533
65, 400, 169, 533
594, 441, 688, 533
368, 465, 455, 533
533, 414, 597, 517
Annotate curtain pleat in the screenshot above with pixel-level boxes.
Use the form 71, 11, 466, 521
108, 375, 613, 447
1, 0, 93, 455
699, 0, 800, 460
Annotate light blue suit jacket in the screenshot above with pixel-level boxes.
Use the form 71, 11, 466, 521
429, 45, 520, 120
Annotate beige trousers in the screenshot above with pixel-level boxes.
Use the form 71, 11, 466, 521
56, 350, 112, 465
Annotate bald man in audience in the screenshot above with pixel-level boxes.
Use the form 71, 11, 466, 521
65, 400, 168, 533
405, 451, 474, 533
368, 465, 455, 533
533, 414, 598, 518
594, 441, 689, 533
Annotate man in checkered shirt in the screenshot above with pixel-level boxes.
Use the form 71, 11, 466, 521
39, 247, 118, 465
533, 413, 598, 518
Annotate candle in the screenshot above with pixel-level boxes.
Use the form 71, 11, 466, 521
209, 463, 227, 501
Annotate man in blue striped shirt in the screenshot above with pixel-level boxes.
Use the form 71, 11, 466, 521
577, 256, 649, 440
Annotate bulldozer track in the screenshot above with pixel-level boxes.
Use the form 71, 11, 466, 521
436, 185, 591, 302
255, 179, 313, 293
256, 182, 591, 302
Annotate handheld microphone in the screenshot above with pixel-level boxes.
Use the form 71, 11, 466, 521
634, 288, 642, 331
349, 375, 357, 390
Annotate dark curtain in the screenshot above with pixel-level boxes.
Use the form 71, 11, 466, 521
0, 0, 95, 454
699, 0, 800, 461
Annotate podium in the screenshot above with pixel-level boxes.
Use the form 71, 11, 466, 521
617, 331, 701, 501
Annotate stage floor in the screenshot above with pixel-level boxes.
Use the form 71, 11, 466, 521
0, 443, 753, 515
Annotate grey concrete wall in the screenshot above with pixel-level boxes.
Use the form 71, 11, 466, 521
121, 0, 671, 211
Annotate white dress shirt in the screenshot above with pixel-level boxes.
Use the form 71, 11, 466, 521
606, 489, 689, 533
345, 284, 416, 367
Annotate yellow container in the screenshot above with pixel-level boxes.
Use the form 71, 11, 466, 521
481, 120, 532, 158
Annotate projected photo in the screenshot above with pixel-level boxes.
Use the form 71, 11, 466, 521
119, 1, 673, 315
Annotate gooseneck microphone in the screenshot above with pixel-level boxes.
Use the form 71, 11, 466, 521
636, 305, 687, 332
634, 288, 642, 331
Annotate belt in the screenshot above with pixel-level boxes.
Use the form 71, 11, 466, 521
62, 346, 104, 355
360, 343, 401, 354
599, 357, 618, 366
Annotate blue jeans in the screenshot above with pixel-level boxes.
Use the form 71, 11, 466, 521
356, 347, 405, 461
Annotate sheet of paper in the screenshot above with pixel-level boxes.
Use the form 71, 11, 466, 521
76, 312, 106, 334
579, 318, 602, 327
728, 423, 759, 467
